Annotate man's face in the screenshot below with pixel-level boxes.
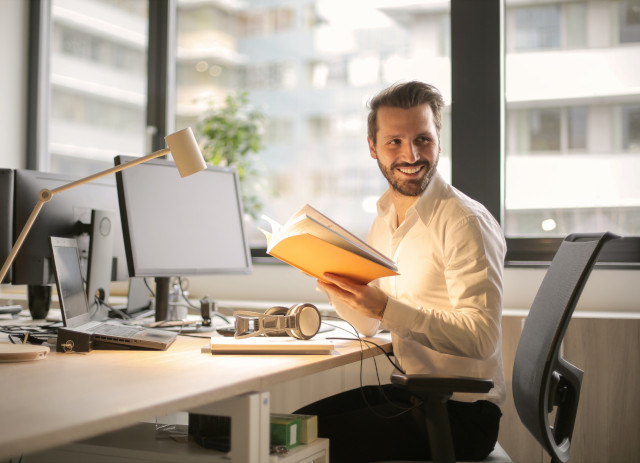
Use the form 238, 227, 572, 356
368, 104, 440, 197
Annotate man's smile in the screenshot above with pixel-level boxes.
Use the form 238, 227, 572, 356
397, 165, 424, 175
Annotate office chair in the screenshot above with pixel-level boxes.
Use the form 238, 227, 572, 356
381, 232, 619, 463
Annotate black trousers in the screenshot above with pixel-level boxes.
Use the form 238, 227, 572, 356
295, 384, 501, 463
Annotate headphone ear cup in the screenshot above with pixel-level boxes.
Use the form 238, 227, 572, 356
287, 303, 321, 340
264, 306, 289, 336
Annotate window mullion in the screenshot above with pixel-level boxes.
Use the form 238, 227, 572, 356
450, 0, 504, 223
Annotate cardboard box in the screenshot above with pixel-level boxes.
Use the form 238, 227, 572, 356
270, 415, 300, 449
271, 413, 317, 444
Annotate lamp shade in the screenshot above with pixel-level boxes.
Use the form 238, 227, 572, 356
165, 127, 207, 177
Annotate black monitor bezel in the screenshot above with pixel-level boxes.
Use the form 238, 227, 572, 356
0, 169, 14, 284
12, 169, 129, 287
114, 155, 252, 279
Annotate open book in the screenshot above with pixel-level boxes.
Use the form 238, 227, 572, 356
260, 204, 398, 284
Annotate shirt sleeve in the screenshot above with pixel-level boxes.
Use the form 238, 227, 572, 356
381, 215, 505, 360
317, 284, 381, 337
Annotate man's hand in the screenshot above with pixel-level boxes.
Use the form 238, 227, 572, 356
318, 273, 389, 320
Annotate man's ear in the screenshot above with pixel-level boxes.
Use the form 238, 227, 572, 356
368, 138, 377, 159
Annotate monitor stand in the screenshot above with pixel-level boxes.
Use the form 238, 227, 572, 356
153, 277, 217, 333
86, 209, 116, 321
154, 277, 171, 322
152, 277, 187, 322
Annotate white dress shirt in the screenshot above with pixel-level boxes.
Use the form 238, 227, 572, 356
332, 171, 506, 406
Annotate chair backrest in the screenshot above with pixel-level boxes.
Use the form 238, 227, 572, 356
512, 232, 619, 463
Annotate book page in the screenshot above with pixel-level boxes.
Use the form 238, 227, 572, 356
299, 205, 392, 264
269, 205, 396, 270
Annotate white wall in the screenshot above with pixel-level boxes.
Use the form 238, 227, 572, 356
0, 0, 28, 169
185, 264, 640, 314
4, 1, 639, 314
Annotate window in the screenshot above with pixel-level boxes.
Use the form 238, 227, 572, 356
32, 0, 148, 177
29, 0, 640, 266
568, 106, 587, 150
622, 104, 640, 150
619, 0, 640, 43
514, 5, 561, 50
529, 108, 561, 151
173, 0, 453, 246
509, 2, 588, 51
511, 106, 588, 154
505, 0, 640, 261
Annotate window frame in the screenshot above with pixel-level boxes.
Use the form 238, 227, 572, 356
452, 0, 639, 269
27, 0, 640, 269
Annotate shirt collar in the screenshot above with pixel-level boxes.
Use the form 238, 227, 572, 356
376, 170, 446, 230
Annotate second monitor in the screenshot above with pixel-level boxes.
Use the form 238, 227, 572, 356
114, 155, 252, 321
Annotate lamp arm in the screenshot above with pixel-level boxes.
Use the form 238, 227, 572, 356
0, 147, 171, 284
51, 148, 171, 195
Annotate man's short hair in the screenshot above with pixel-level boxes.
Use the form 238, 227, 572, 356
367, 81, 445, 144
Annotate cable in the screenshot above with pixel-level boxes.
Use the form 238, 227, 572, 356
321, 316, 421, 419
1, 323, 58, 345
322, 316, 405, 374
177, 277, 199, 310
91, 296, 130, 320
174, 277, 231, 324
143, 278, 155, 297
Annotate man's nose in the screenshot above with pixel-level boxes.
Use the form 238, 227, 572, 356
401, 143, 420, 163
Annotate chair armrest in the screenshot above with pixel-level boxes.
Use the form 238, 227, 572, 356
390, 371, 495, 463
391, 371, 494, 395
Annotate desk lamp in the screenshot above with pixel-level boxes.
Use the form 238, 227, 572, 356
0, 127, 206, 286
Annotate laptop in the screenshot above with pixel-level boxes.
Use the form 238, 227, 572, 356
49, 237, 177, 350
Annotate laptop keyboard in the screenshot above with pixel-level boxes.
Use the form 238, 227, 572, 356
90, 324, 143, 337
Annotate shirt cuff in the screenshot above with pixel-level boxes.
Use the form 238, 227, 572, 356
381, 297, 421, 336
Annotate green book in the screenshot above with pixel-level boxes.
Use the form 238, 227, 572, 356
270, 415, 301, 449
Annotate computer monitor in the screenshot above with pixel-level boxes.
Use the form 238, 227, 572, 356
0, 169, 14, 285
114, 155, 252, 321
12, 169, 129, 318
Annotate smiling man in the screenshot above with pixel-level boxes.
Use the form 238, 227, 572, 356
296, 81, 507, 462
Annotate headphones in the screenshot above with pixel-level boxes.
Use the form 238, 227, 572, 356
233, 303, 321, 340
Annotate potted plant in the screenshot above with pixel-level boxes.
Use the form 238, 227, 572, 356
196, 91, 267, 220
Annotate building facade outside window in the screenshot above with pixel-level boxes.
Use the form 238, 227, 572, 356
46, 0, 148, 177
34, 0, 640, 262
505, 0, 640, 239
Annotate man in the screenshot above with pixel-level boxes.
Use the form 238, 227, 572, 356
296, 81, 506, 462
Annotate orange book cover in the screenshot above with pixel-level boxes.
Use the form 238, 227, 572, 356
260, 205, 398, 284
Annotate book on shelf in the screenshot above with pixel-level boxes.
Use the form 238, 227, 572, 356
259, 204, 398, 284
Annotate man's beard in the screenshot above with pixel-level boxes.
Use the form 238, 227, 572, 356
377, 156, 438, 197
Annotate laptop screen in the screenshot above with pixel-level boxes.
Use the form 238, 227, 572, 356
49, 237, 92, 328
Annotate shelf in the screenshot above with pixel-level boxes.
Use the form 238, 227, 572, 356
27, 422, 329, 463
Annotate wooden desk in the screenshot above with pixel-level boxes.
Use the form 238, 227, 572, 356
0, 331, 391, 462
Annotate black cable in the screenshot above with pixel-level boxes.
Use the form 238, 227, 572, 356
322, 316, 405, 374
177, 277, 199, 310
92, 296, 130, 320
143, 277, 155, 297
321, 316, 420, 419
1, 324, 58, 345
175, 277, 230, 324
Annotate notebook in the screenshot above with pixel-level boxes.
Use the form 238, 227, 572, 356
49, 237, 177, 350
207, 337, 335, 355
